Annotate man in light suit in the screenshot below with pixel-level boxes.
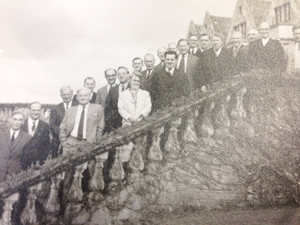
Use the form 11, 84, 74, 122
154, 47, 167, 72
248, 22, 286, 73
72, 77, 97, 106
177, 38, 201, 92
285, 24, 300, 76
141, 53, 156, 91
60, 87, 105, 204
0, 111, 31, 224
95, 69, 117, 108
21, 102, 51, 169
49, 86, 73, 158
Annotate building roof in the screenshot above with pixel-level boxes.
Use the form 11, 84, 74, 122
246, 0, 271, 27
210, 15, 232, 37
195, 25, 205, 36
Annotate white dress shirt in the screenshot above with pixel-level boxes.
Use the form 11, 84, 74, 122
166, 67, 175, 76
107, 83, 117, 93
262, 37, 270, 46
214, 47, 222, 57
190, 47, 198, 55
70, 104, 89, 139
119, 83, 128, 93
28, 117, 39, 136
10, 129, 20, 140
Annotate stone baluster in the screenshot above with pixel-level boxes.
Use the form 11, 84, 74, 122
0, 193, 19, 225
165, 118, 181, 159
230, 87, 247, 125
67, 163, 87, 203
147, 126, 164, 175
88, 155, 106, 205
20, 182, 42, 224
44, 173, 64, 220
109, 147, 125, 182
182, 110, 198, 145
199, 101, 215, 138
128, 136, 146, 183
214, 95, 231, 135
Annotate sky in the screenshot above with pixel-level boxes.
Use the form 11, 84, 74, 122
0, 0, 237, 104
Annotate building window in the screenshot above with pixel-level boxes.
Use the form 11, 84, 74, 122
234, 22, 246, 37
274, 2, 290, 24
283, 3, 290, 21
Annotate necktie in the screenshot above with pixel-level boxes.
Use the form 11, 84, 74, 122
178, 54, 185, 73
121, 85, 125, 92
66, 103, 69, 109
77, 106, 85, 140
11, 132, 15, 142
32, 122, 36, 132
147, 70, 152, 77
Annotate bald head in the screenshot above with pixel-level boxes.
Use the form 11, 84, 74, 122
259, 22, 270, 39
247, 28, 259, 42
157, 47, 167, 62
232, 31, 243, 47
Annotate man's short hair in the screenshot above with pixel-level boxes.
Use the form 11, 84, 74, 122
77, 87, 91, 95
164, 50, 178, 59
177, 38, 189, 46
84, 77, 95, 84
213, 33, 225, 42
189, 34, 198, 39
12, 111, 24, 117
104, 68, 117, 76
200, 33, 210, 39
132, 57, 143, 64
144, 53, 155, 59
293, 24, 300, 32
60, 85, 73, 94
28, 101, 42, 109
117, 66, 129, 73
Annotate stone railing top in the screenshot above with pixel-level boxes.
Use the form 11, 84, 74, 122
0, 73, 255, 198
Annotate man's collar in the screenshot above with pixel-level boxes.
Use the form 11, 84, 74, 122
166, 67, 175, 75
79, 103, 90, 108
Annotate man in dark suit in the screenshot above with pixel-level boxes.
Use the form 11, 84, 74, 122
154, 47, 167, 72
177, 38, 201, 93
95, 69, 117, 108
229, 31, 249, 74
199, 33, 234, 89
248, 22, 286, 73
72, 77, 97, 106
150, 51, 190, 156
0, 111, 31, 224
189, 34, 202, 57
21, 102, 51, 169
103, 67, 130, 186
49, 86, 73, 158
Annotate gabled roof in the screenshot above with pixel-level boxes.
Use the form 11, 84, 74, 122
246, 0, 271, 27
210, 15, 232, 36
195, 25, 205, 35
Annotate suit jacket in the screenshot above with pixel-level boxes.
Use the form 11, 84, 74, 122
150, 68, 190, 112
72, 92, 97, 107
228, 44, 250, 74
0, 130, 31, 182
60, 103, 104, 144
21, 119, 51, 168
95, 85, 109, 108
153, 62, 164, 73
140, 69, 158, 91
104, 84, 123, 134
200, 47, 234, 87
179, 54, 201, 92
248, 38, 286, 72
285, 42, 299, 75
118, 89, 152, 122
49, 102, 65, 157
190, 48, 202, 58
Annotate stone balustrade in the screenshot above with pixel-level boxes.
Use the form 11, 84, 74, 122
1, 72, 300, 224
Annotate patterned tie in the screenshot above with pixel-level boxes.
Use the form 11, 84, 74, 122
32, 122, 36, 132
178, 54, 185, 73
77, 106, 85, 140
11, 132, 15, 142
